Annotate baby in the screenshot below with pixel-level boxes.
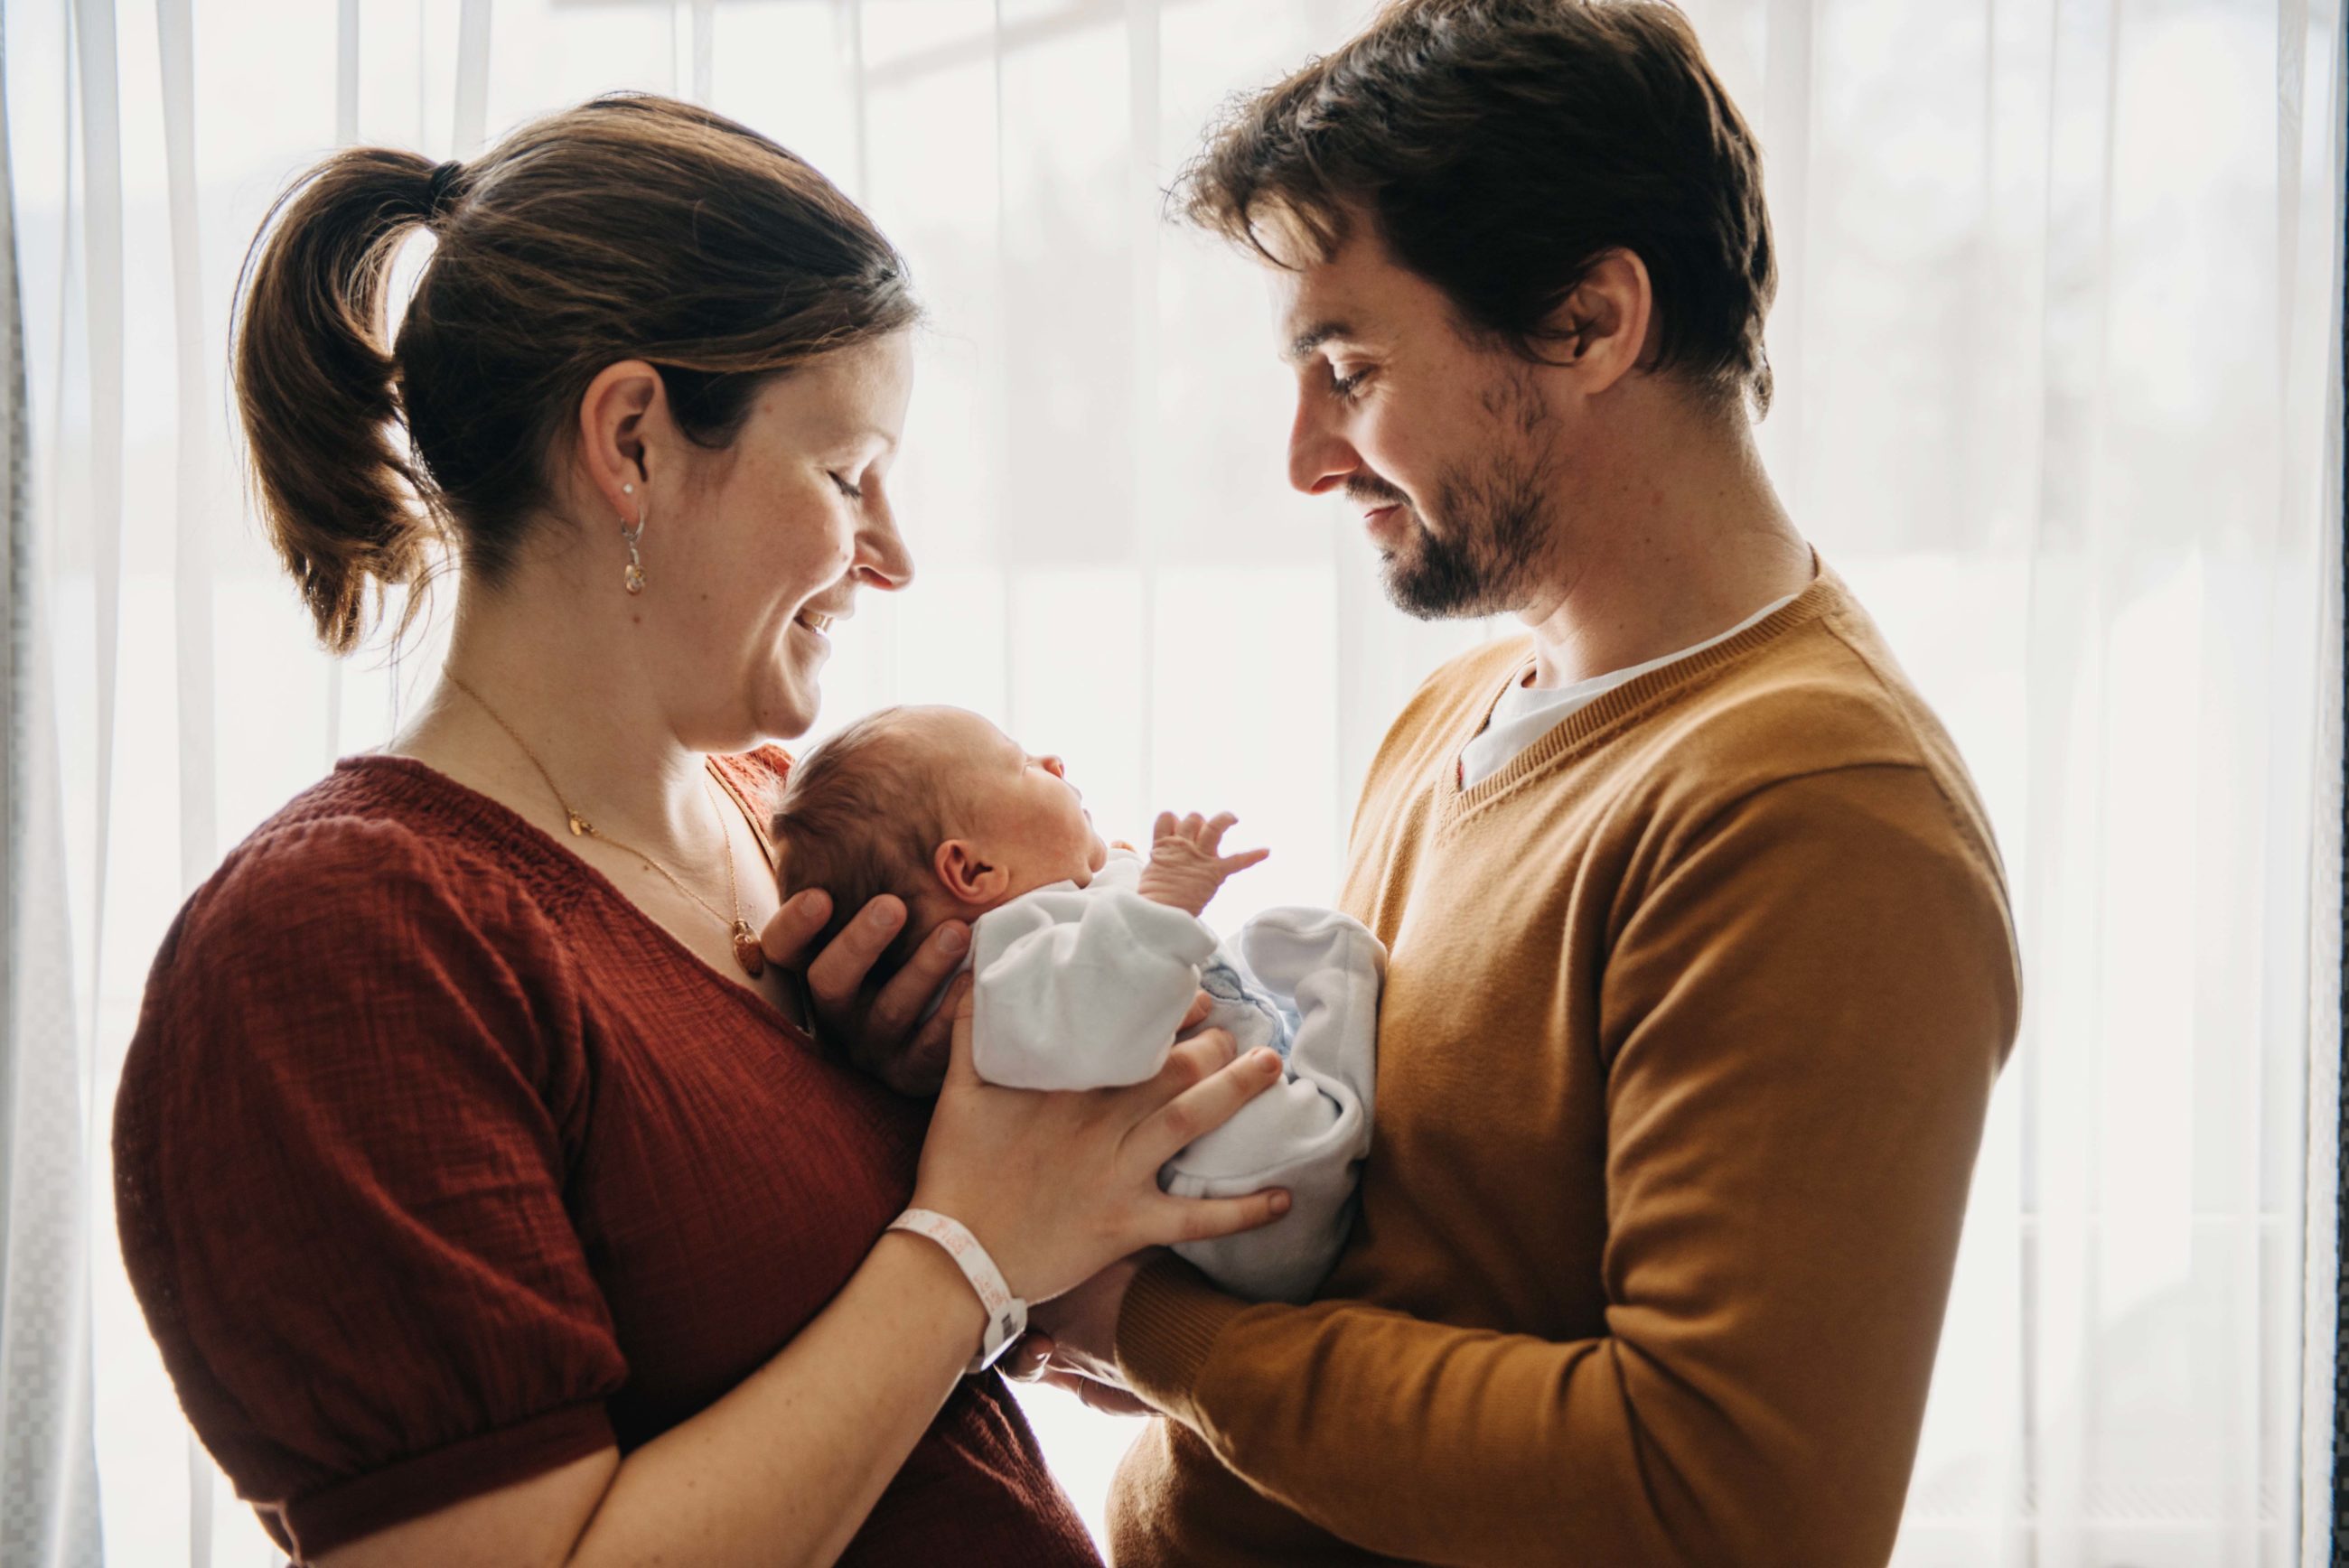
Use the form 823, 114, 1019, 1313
770, 704, 1382, 1304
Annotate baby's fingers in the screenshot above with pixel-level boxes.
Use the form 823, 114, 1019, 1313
1219, 847, 1271, 877
1201, 811, 1240, 850
1147, 1186, 1293, 1247
1153, 810, 1177, 842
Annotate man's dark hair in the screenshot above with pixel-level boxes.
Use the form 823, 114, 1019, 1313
1174, 0, 1776, 415
771, 709, 961, 988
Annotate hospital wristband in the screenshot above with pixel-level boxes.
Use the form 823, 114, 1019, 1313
887, 1208, 1029, 1375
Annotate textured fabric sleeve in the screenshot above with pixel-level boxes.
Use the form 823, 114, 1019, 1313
1116, 765, 2018, 1568
112, 817, 625, 1559
970, 884, 1219, 1090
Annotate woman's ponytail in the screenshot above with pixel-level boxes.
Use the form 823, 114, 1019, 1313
231, 147, 444, 654
230, 98, 916, 657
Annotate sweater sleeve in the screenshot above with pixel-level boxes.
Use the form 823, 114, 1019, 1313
112, 817, 626, 1558
1114, 764, 2018, 1568
970, 884, 1220, 1090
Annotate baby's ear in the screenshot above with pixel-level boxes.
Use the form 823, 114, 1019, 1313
933, 839, 1006, 905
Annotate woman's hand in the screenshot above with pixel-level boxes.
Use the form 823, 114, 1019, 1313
761, 890, 968, 1092
912, 993, 1291, 1305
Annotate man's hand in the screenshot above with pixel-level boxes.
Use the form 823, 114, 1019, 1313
1137, 812, 1269, 916
1026, 1253, 1150, 1381
1014, 1253, 1157, 1414
760, 890, 969, 1094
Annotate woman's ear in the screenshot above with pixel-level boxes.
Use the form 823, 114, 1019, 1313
574, 359, 668, 521
933, 839, 1006, 906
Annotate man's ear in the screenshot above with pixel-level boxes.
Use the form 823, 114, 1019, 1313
1547, 248, 1656, 396
933, 839, 1006, 906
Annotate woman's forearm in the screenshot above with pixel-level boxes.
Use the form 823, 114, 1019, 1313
568, 1231, 989, 1568
322, 1232, 989, 1568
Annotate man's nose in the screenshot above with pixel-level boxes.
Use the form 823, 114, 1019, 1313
1287, 395, 1359, 496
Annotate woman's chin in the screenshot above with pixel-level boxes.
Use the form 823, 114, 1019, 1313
754, 676, 821, 744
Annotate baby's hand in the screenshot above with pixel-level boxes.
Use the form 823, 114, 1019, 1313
1137, 811, 1269, 917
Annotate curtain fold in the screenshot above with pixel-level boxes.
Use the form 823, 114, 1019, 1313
0, 3, 2339, 1563
0, 5, 103, 1563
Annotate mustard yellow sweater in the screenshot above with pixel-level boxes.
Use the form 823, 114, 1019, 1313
1109, 567, 2019, 1567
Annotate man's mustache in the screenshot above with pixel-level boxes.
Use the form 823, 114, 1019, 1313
1343, 476, 1410, 509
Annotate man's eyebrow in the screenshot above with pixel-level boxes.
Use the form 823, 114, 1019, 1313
1283, 321, 1352, 365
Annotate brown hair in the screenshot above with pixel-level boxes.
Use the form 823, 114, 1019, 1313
771, 708, 966, 986
1174, 0, 1775, 415
233, 94, 919, 653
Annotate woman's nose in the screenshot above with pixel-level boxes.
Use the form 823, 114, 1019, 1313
854, 488, 913, 591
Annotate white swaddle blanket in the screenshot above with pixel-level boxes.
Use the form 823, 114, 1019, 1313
969, 852, 1382, 1303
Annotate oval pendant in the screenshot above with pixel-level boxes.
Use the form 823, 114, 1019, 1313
624, 562, 646, 594
731, 920, 767, 978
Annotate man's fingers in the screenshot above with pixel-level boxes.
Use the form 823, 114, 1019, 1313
865, 920, 970, 1044
1132, 1044, 1280, 1166
802, 894, 907, 1011
1003, 1332, 1056, 1382
884, 971, 970, 1095
1072, 1372, 1157, 1417
760, 888, 833, 967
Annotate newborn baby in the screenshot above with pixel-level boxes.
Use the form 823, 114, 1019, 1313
770, 705, 1382, 1304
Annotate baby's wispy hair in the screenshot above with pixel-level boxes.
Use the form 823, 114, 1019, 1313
770, 706, 964, 987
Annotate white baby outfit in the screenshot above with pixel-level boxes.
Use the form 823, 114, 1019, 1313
969, 851, 1383, 1303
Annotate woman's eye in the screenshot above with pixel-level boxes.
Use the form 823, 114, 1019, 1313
829, 471, 865, 500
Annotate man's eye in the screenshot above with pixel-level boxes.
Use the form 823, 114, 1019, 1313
1330, 367, 1370, 400
830, 471, 865, 500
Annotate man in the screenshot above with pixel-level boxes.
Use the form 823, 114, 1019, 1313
1030, 2, 2020, 1563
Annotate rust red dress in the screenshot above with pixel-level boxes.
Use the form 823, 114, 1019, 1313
112, 750, 1100, 1564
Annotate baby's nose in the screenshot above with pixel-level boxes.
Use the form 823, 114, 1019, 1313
1041, 754, 1067, 779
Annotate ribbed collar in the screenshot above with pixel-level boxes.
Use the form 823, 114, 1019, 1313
1438, 558, 1846, 826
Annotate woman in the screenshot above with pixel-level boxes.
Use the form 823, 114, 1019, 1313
111, 94, 1288, 1567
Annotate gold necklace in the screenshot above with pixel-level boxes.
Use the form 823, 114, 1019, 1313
442, 672, 769, 978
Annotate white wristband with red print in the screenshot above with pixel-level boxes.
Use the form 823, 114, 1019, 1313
887, 1208, 1029, 1375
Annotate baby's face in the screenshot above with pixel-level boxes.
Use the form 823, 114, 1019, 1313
912, 708, 1109, 901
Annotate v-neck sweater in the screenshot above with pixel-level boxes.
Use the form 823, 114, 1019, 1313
112, 748, 1098, 1564
1109, 564, 2021, 1568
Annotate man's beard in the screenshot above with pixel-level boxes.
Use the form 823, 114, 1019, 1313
1351, 448, 1554, 621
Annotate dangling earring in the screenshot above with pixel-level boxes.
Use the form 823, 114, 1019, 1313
620, 482, 647, 595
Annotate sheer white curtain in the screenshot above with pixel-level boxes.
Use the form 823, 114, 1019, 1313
2, 1, 2341, 1564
